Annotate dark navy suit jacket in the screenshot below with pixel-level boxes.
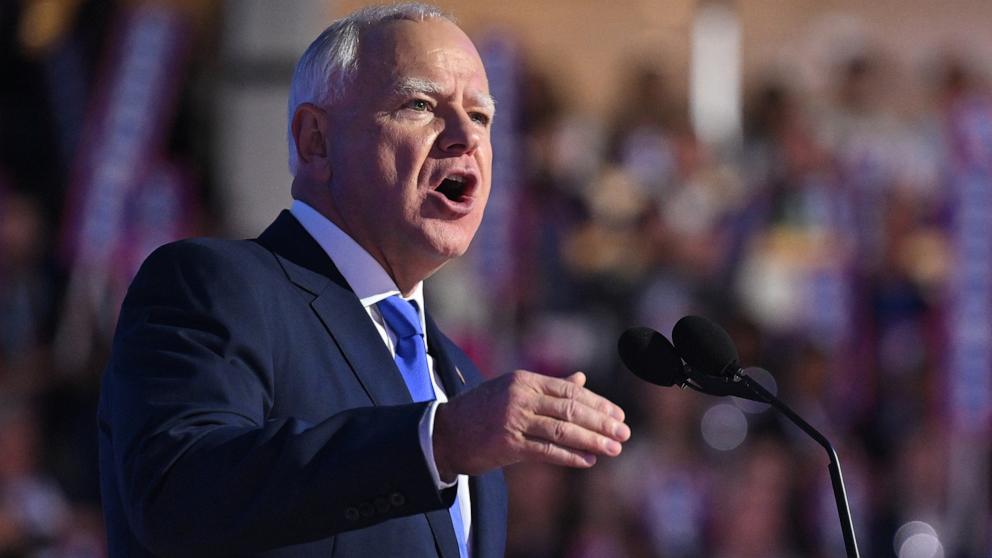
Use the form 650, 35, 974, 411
98, 211, 507, 557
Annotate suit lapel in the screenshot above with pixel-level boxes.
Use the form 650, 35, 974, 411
425, 315, 469, 398
310, 288, 413, 406
256, 211, 411, 406
420, 315, 470, 558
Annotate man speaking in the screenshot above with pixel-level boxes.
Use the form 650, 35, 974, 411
98, 3, 630, 556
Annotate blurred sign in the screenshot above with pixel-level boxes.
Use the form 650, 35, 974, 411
946, 94, 992, 432
690, 3, 741, 146
60, 4, 190, 271
55, 3, 192, 368
118, 162, 197, 284
475, 32, 520, 300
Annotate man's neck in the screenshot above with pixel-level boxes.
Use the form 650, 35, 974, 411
291, 191, 440, 296
289, 199, 419, 301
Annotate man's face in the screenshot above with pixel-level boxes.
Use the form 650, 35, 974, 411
324, 18, 493, 284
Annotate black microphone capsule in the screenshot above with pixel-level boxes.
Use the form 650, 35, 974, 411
617, 327, 687, 387
672, 315, 740, 378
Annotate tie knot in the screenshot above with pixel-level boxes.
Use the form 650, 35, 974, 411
377, 295, 423, 339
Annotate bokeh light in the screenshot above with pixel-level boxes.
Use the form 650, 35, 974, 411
701, 403, 748, 451
895, 521, 944, 558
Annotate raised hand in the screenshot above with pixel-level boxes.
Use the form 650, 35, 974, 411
433, 370, 630, 481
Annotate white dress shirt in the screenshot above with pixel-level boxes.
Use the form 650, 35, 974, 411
289, 200, 472, 544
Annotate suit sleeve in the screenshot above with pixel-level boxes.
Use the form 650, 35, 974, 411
102, 241, 455, 556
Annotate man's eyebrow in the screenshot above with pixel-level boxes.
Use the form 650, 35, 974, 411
469, 90, 497, 115
394, 77, 496, 114
395, 77, 445, 97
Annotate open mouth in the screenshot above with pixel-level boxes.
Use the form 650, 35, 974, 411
435, 175, 472, 202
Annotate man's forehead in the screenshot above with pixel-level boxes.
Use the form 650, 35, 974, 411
362, 18, 485, 75
356, 19, 491, 102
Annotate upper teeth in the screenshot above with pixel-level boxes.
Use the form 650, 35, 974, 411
446, 175, 465, 183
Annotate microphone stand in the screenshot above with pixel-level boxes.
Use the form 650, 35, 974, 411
732, 371, 861, 558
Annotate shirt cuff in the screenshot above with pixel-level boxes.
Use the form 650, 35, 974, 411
419, 400, 458, 489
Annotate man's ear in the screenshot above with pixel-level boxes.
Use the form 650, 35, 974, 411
292, 103, 329, 173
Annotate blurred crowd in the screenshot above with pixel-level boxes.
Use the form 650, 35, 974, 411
2, 1, 992, 557
435, 45, 992, 558
474, 52, 991, 558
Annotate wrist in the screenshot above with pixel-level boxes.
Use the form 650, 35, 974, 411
432, 403, 457, 483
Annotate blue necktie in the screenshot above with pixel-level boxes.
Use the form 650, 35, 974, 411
377, 296, 469, 558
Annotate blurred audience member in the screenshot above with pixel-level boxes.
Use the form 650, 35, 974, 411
0, 399, 70, 556
505, 463, 568, 558
711, 438, 796, 558
0, 186, 55, 394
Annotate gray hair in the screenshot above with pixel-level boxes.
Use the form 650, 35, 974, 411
286, 3, 453, 175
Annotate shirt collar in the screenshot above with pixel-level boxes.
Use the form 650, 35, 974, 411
289, 200, 426, 322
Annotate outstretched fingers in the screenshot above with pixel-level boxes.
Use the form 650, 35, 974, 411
523, 412, 623, 458
504, 372, 630, 469
530, 395, 628, 444
536, 374, 626, 422
518, 432, 598, 468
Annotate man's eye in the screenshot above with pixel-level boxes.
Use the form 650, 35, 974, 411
470, 112, 491, 126
406, 99, 431, 111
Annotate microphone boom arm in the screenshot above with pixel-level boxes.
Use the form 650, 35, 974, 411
735, 371, 861, 558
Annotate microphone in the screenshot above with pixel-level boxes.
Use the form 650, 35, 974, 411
617, 327, 687, 387
656, 315, 861, 558
672, 315, 741, 378
617, 325, 767, 402
668, 315, 767, 402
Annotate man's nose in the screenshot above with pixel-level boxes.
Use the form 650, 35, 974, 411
437, 110, 481, 155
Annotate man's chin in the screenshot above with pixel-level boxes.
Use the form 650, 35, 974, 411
419, 222, 478, 262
